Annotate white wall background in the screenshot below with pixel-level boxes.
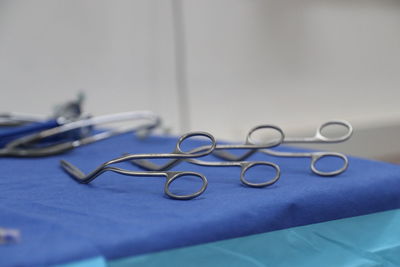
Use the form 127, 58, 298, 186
0, 0, 399, 159
0, 0, 180, 128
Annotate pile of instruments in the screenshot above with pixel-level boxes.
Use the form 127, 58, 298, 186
0, 95, 353, 200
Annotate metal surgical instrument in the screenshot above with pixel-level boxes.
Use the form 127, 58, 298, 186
130, 125, 283, 168
0, 93, 84, 127
0, 112, 47, 127
129, 125, 283, 187
0, 119, 61, 147
0, 111, 161, 157
213, 120, 353, 176
0, 94, 85, 146
0, 227, 20, 244
60, 132, 216, 200
134, 158, 280, 188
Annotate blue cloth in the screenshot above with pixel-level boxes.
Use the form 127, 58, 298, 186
1, 133, 400, 266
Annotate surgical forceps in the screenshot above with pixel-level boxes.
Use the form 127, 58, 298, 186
0, 94, 85, 146
0, 111, 160, 157
130, 125, 283, 187
60, 132, 216, 200
213, 120, 353, 176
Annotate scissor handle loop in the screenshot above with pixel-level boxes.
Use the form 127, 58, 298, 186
165, 172, 208, 200
175, 132, 216, 157
310, 152, 349, 176
315, 120, 353, 143
240, 161, 280, 188
246, 125, 285, 148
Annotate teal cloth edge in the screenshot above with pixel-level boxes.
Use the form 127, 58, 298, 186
57, 256, 106, 267
60, 208, 400, 267
107, 208, 400, 267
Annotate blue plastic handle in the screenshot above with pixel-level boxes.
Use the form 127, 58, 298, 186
0, 119, 60, 147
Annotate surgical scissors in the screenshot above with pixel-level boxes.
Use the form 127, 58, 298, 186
0, 111, 161, 157
133, 158, 280, 188
60, 132, 216, 200
130, 125, 283, 167
129, 125, 283, 187
213, 120, 353, 176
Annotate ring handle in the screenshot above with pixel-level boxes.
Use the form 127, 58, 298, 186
240, 161, 280, 188
175, 132, 216, 157
165, 172, 208, 200
246, 125, 284, 148
315, 120, 353, 143
311, 152, 349, 176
